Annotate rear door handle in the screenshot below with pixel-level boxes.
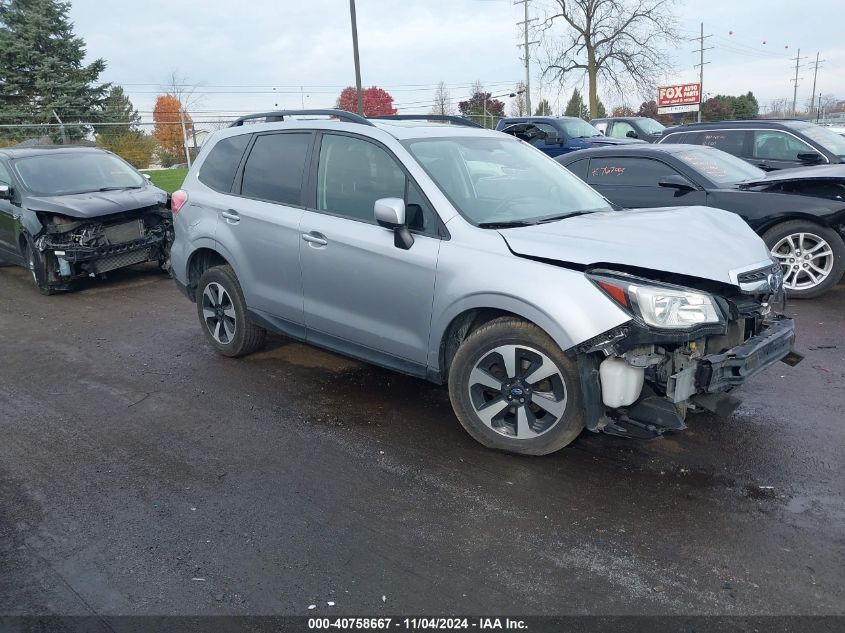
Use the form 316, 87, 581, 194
221, 210, 240, 223
301, 232, 328, 246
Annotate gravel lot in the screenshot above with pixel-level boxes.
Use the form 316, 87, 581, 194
1, 263, 843, 618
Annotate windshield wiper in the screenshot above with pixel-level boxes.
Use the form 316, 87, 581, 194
97, 185, 142, 192
536, 210, 596, 223
477, 220, 537, 228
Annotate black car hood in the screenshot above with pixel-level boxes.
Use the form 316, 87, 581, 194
26, 187, 168, 219
739, 164, 845, 187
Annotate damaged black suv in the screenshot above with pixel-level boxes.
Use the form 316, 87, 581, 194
0, 146, 172, 294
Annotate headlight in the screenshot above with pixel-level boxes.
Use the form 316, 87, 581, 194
629, 285, 720, 328
589, 272, 722, 330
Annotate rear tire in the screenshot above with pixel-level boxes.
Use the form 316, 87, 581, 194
448, 317, 585, 456
763, 220, 845, 299
196, 265, 265, 357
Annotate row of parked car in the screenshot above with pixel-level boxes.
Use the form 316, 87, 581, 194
0, 109, 815, 457
497, 115, 845, 298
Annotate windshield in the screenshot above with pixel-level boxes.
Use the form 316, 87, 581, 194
785, 121, 845, 159
638, 118, 665, 135
13, 152, 144, 195
403, 135, 613, 225
560, 118, 603, 138
675, 148, 765, 185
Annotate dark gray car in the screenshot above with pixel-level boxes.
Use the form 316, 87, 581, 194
168, 110, 800, 456
0, 146, 172, 294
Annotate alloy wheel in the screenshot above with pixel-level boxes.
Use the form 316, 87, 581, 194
201, 282, 237, 345
27, 248, 37, 284
770, 232, 834, 291
467, 344, 568, 440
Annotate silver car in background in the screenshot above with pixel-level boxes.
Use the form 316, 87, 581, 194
169, 110, 800, 455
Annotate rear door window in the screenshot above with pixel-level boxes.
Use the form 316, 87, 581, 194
198, 134, 250, 192
752, 131, 815, 161
240, 132, 312, 205
661, 131, 700, 144
700, 130, 747, 156
586, 157, 678, 186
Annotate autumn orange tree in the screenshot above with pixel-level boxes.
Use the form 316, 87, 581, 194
336, 86, 397, 116
153, 94, 193, 161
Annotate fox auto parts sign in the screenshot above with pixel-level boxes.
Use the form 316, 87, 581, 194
657, 83, 701, 114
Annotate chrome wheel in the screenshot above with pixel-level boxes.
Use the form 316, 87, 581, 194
467, 344, 567, 439
771, 232, 834, 291
201, 282, 237, 345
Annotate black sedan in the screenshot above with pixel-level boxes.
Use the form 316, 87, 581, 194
0, 146, 172, 294
557, 144, 845, 298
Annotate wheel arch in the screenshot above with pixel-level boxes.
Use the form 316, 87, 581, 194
186, 247, 232, 300
433, 296, 577, 384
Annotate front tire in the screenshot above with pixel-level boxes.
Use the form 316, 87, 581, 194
448, 317, 585, 456
22, 238, 58, 296
196, 265, 266, 357
763, 221, 845, 299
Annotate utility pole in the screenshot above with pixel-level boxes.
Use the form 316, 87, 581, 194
51, 110, 67, 145
790, 48, 806, 117
691, 23, 712, 123
349, 0, 364, 115
808, 52, 825, 119
179, 109, 191, 168
514, 0, 538, 115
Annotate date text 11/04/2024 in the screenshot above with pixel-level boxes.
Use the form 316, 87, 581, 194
308, 618, 528, 630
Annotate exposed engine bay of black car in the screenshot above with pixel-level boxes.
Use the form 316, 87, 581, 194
34, 206, 173, 285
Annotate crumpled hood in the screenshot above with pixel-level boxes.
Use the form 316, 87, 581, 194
498, 206, 771, 285
27, 187, 167, 219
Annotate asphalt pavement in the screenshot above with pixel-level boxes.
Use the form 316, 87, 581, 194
0, 263, 843, 618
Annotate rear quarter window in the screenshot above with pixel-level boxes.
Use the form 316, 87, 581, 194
198, 134, 250, 192
564, 158, 590, 181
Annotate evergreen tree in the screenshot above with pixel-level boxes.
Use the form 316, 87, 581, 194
564, 89, 587, 119
534, 99, 552, 116
94, 86, 139, 138
593, 98, 607, 119
0, 0, 108, 141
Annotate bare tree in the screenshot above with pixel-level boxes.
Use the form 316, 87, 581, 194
509, 82, 528, 116
768, 98, 791, 118
540, 0, 679, 118
430, 81, 454, 115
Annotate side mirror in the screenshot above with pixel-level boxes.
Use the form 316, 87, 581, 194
626, 130, 639, 139
545, 132, 564, 145
658, 174, 696, 192
0, 185, 11, 200
797, 151, 823, 164
374, 197, 414, 250
142, 173, 152, 181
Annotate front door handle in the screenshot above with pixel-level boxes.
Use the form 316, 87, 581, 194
221, 210, 240, 223
301, 232, 328, 246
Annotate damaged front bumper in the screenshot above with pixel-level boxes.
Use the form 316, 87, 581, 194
578, 316, 802, 439
34, 212, 173, 285
696, 317, 798, 393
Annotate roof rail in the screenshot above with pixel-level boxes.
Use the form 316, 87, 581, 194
229, 109, 374, 127
368, 115, 482, 128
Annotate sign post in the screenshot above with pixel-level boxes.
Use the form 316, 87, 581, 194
657, 83, 702, 116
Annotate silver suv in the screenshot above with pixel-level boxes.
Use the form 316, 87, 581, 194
170, 110, 800, 455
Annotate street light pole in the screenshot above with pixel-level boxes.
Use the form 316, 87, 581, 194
349, 0, 364, 116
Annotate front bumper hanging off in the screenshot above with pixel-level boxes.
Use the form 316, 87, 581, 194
697, 317, 799, 393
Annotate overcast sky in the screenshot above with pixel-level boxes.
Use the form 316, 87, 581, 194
67, 0, 845, 125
